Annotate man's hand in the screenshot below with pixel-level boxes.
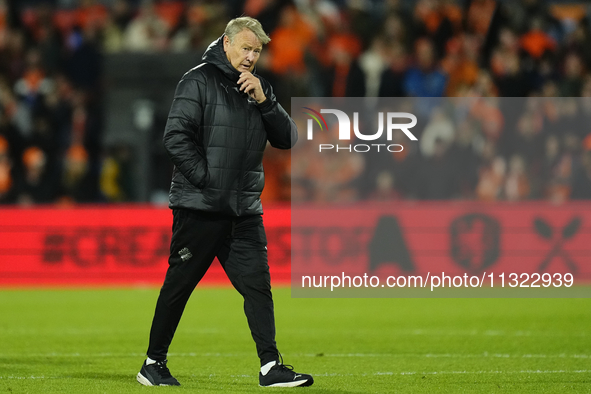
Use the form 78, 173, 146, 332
238, 72, 266, 104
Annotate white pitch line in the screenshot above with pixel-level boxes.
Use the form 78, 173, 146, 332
2, 370, 590, 380
305, 370, 591, 377
301, 353, 590, 359
375, 370, 591, 376
0, 352, 589, 359
1, 328, 585, 337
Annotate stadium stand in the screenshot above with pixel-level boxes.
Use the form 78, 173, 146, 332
0, 0, 590, 204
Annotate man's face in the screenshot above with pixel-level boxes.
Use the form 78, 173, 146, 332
223, 29, 262, 73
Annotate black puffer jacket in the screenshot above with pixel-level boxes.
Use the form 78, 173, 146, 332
163, 35, 297, 216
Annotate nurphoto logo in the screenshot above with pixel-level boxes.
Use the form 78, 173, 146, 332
302, 107, 418, 153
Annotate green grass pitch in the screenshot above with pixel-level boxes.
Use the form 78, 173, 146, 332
0, 287, 590, 393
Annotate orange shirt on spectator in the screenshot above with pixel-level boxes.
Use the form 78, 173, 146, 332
268, 7, 315, 76
415, 0, 463, 34
0, 136, 11, 195
53, 9, 77, 36
442, 36, 480, 96
520, 29, 556, 59
77, 3, 109, 30
467, 0, 496, 37
154, 1, 184, 31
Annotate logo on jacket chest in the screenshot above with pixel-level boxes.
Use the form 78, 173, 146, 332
220, 82, 257, 105
220, 82, 239, 94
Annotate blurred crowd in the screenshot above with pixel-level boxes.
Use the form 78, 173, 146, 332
292, 96, 591, 203
1, 0, 591, 205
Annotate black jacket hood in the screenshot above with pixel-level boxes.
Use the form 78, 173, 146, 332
202, 35, 242, 83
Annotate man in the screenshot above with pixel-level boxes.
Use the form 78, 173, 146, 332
136, 17, 313, 388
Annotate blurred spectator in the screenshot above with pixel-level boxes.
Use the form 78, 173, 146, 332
153, 0, 184, 33
58, 143, 94, 203
477, 155, 506, 201
564, 18, 591, 70
170, 1, 227, 52
14, 47, 53, 110
28, 114, 58, 167
559, 52, 585, 97
539, 134, 571, 203
0, 0, 7, 47
419, 107, 455, 157
77, 0, 109, 32
0, 28, 27, 85
243, 0, 285, 35
100, 143, 135, 202
413, 0, 461, 59
0, 135, 13, 202
470, 70, 498, 97
103, 0, 134, 53
490, 27, 530, 96
123, 1, 168, 52
266, 5, 315, 102
512, 104, 545, 163
466, 0, 496, 38
403, 38, 447, 97
64, 26, 102, 89
381, 12, 411, 50
378, 41, 407, 97
358, 36, 388, 97
0, 81, 24, 152
17, 145, 55, 205
504, 154, 530, 201
268, 5, 314, 77
442, 34, 480, 96
470, 97, 503, 142
0, 75, 32, 137
111, 0, 135, 31
21, 4, 62, 75
368, 170, 401, 201
323, 18, 364, 97
520, 17, 556, 60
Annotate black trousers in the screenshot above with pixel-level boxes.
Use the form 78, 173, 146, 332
146, 208, 279, 366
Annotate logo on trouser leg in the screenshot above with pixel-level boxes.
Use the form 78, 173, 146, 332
178, 247, 193, 261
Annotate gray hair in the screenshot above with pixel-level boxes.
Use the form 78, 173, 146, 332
224, 17, 271, 45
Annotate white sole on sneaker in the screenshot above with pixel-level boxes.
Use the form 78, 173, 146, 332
137, 372, 154, 386
260, 379, 310, 388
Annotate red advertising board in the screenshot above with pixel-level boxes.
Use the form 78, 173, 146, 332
0, 205, 291, 286
1, 202, 590, 288
291, 201, 591, 283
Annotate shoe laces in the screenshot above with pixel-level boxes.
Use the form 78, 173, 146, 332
276, 353, 294, 372
153, 360, 173, 379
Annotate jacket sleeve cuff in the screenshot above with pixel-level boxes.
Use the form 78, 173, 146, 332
257, 97, 275, 112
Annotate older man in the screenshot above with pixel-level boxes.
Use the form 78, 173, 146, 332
136, 17, 313, 388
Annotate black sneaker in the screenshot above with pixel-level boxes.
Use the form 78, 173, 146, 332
136, 359, 181, 386
259, 362, 314, 388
